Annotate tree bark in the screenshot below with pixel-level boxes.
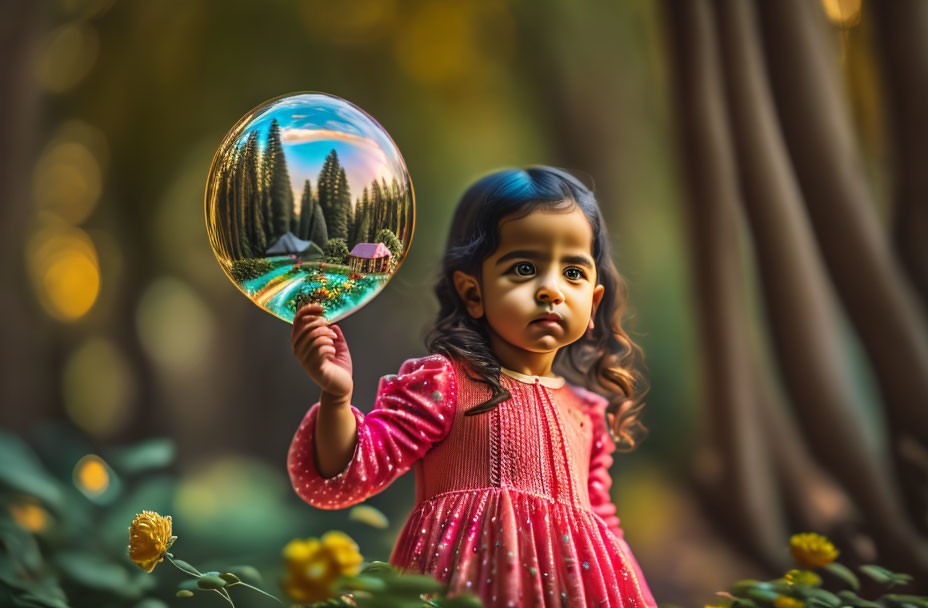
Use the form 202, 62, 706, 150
872, 0, 928, 318
0, 1, 46, 429
666, 0, 788, 569
758, 0, 928, 530
712, 0, 928, 574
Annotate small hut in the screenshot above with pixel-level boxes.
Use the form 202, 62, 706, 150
266, 232, 323, 259
347, 242, 393, 273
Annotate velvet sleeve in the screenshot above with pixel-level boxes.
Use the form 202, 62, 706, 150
585, 392, 625, 541
288, 354, 457, 510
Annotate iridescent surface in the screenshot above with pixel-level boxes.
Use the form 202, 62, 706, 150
205, 93, 414, 323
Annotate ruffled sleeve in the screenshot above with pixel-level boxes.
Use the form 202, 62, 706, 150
288, 354, 457, 510
584, 391, 625, 541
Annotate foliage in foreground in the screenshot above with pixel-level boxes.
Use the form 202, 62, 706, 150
704, 532, 926, 608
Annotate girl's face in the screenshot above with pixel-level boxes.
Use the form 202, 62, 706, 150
454, 204, 605, 368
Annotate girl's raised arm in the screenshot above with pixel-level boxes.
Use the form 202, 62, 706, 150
288, 354, 457, 510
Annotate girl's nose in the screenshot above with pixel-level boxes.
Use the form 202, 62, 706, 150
536, 281, 564, 305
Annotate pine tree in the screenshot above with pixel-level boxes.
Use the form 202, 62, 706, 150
370, 178, 384, 238
259, 150, 274, 245
362, 186, 373, 242
316, 149, 339, 243
309, 195, 328, 247
243, 131, 266, 256
234, 142, 253, 258
290, 200, 300, 235
347, 197, 358, 248
353, 188, 372, 248
298, 180, 313, 241
226, 145, 243, 259
333, 167, 350, 240
391, 177, 406, 241
212, 160, 230, 260
265, 118, 294, 240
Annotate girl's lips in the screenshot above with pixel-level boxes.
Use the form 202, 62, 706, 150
530, 319, 563, 329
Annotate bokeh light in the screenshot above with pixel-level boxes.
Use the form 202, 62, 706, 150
62, 337, 135, 438
73, 454, 110, 498
33, 23, 99, 93
175, 456, 293, 547
348, 505, 390, 529
821, 0, 862, 29
33, 140, 102, 224
298, 0, 398, 46
205, 92, 414, 324
135, 276, 214, 375
26, 214, 101, 322
10, 498, 51, 533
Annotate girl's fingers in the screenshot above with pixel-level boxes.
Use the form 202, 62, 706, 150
293, 327, 334, 354
295, 302, 324, 317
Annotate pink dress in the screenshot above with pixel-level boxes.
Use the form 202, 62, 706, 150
288, 354, 657, 608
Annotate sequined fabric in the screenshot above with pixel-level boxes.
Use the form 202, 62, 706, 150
288, 354, 657, 608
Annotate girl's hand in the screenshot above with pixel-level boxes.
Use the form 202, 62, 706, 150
291, 303, 353, 400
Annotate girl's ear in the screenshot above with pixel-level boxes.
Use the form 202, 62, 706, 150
591, 284, 605, 319
453, 270, 484, 319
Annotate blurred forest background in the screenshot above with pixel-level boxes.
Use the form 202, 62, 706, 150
1, 0, 927, 606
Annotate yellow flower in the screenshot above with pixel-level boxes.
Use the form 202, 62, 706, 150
789, 532, 839, 569
774, 595, 805, 608
783, 569, 822, 586
281, 531, 363, 603
10, 500, 50, 533
129, 510, 174, 573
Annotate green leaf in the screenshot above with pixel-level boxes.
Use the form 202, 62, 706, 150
884, 596, 928, 608
171, 559, 198, 575
744, 588, 778, 603
10, 592, 70, 608
0, 519, 44, 573
218, 573, 240, 584
859, 565, 894, 584
54, 551, 139, 598
431, 593, 485, 608
352, 592, 423, 608
176, 590, 194, 598
226, 565, 262, 585
196, 574, 226, 590
731, 580, 769, 596
0, 432, 65, 511
837, 590, 882, 608
386, 574, 444, 594
107, 439, 175, 475
133, 600, 169, 608
800, 588, 842, 608
825, 563, 859, 591
177, 579, 198, 591
360, 561, 396, 577
335, 574, 387, 593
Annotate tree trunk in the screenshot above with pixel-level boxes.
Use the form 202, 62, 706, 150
666, 0, 788, 570
0, 1, 46, 429
712, 0, 928, 575
872, 0, 928, 317
758, 0, 928, 531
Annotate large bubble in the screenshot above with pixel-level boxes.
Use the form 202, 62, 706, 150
205, 93, 414, 323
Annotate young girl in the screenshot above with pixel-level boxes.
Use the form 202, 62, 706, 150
288, 167, 657, 608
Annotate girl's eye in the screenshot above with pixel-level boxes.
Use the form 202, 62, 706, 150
513, 262, 535, 276
565, 267, 586, 280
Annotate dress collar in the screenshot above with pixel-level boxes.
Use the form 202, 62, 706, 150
500, 366, 566, 389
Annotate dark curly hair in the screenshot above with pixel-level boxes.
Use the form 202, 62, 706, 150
425, 166, 649, 451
